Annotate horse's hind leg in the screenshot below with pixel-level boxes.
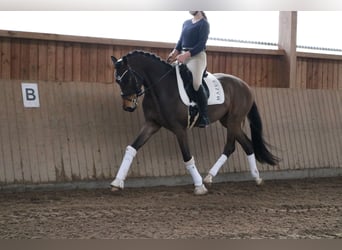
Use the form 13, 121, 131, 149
204, 123, 263, 186
204, 128, 236, 185
236, 131, 263, 185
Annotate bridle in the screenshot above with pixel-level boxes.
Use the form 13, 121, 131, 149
115, 67, 145, 103
115, 64, 175, 103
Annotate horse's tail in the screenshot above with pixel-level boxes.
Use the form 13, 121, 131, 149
247, 102, 280, 165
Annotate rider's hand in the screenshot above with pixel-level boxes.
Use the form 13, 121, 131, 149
176, 51, 191, 64
167, 49, 179, 63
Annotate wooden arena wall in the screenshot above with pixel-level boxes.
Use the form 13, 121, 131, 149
0, 32, 285, 87
0, 30, 342, 186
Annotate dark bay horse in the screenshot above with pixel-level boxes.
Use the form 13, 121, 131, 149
110, 50, 279, 195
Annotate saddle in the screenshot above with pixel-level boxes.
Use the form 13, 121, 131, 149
175, 64, 224, 128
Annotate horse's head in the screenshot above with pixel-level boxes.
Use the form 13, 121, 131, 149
111, 55, 144, 112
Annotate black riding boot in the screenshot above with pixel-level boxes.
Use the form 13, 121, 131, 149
196, 85, 210, 128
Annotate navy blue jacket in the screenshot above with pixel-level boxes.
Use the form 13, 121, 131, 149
175, 18, 210, 57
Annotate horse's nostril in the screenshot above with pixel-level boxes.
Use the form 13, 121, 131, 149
123, 106, 135, 112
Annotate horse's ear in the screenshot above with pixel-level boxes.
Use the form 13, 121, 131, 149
122, 56, 128, 65
111, 56, 117, 65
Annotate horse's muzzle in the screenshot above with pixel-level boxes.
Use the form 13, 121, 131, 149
122, 95, 138, 112
123, 106, 136, 112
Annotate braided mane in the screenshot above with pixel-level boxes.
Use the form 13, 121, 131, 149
124, 50, 172, 69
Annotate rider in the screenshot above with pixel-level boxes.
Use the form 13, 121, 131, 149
167, 11, 210, 128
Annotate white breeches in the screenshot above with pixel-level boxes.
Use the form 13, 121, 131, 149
184, 51, 207, 91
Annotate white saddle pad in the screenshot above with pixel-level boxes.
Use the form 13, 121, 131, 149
175, 65, 224, 106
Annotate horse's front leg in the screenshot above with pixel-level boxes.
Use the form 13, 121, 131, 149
175, 129, 208, 195
110, 121, 160, 191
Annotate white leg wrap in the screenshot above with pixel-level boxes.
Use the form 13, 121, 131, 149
247, 154, 260, 179
209, 154, 228, 177
110, 145, 137, 188
184, 157, 203, 187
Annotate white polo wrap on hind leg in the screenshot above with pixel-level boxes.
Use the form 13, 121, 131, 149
247, 153, 260, 179
111, 145, 137, 187
184, 156, 203, 187
209, 154, 228, 177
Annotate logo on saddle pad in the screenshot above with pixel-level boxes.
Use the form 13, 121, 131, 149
175, 65, 224, 106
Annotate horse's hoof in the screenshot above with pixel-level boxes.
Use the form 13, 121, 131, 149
256, 178, 263, 186
194, 184, 208, 195
203, 174, 213, 187
110, 186, 121, 192
110, 178, 124, 192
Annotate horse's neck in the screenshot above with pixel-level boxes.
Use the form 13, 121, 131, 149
129, 55, 177, 99
132, 61, 173, 91
140, 65, 179, 107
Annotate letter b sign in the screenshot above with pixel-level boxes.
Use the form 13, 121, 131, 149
22, 83, 40, 108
